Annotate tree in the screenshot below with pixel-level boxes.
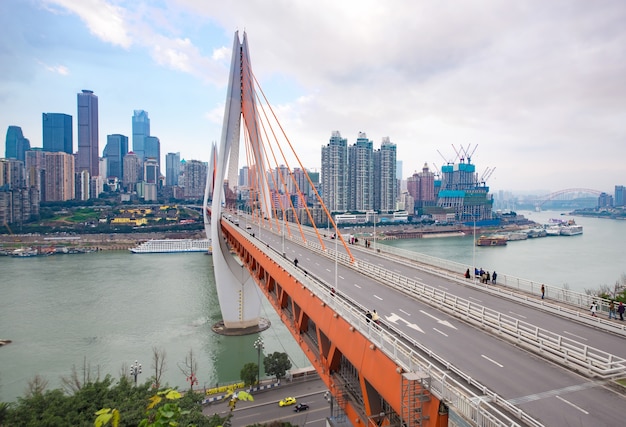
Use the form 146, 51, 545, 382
178, 348, 199, 392
240, 363, 258, 386
263, 352, 292, 380
151, 346, 167, 389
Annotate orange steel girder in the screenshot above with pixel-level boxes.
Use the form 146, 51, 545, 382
221, 222, 447, 426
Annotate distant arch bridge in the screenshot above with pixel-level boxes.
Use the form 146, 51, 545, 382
535, 188, 604, 208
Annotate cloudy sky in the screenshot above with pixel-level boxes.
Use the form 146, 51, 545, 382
1, 0, 625, 194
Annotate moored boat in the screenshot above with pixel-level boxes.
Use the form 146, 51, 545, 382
476, 235, 508, 246
130, 239, 212, 254
560, 224, 583, 236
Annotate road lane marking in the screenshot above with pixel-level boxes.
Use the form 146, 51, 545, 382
507, 381, 601, 404
563, 331, 588, 341
438, 285, 449, 290
338, 275, 344, 280
508, 311, 527, 319
469, 296, 482, 302
433, 328, 448, 337
399, 309, 411, 316
556, 395, 589, 414
354, 284, 362, 288
326, 269, 331, 272
419, 310, 457, 329
386, 312, 424, 333
481, 354, 503, 368
374, 295, 383, 301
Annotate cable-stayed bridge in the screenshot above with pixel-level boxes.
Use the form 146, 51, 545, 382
203, 31, 626, 427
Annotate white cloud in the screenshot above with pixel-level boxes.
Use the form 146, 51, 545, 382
45, 0, 132, 48
39, 61, 70, 76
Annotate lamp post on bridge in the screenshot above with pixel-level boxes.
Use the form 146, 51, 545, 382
253, 336, 264, 385
130, 360, 142, 386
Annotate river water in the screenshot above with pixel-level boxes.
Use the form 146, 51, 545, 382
382, 210, 626, 293
1, 210, 624, 402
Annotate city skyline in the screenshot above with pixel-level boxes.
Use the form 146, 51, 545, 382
1, 1, 625, 193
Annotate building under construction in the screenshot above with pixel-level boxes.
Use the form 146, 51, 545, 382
433, 160, 494, 222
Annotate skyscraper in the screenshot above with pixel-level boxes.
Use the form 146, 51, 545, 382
348, 132, 374, 211
132, 110, 150, 162
144, 136, 160, 169
321, 131, 348, 212
374, 137, 397, 212
42, 113, 73, 154
165, 152, 181, 186
77, 90, 99, 177
103, 134, 129, 179
5, 126, 31, 162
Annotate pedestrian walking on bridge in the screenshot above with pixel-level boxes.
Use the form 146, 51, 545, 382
609, 301, 617, 319
590, 301, 598, 317
618, 302, 625, 321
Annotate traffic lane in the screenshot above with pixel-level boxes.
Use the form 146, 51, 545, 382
515, 378, 626, 427
226, 389, 329, 427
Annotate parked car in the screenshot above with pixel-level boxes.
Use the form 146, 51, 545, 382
294, 403, 309, 412
279, 396, 296, 407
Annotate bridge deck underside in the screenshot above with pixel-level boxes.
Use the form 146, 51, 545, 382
223, 222, 446, 427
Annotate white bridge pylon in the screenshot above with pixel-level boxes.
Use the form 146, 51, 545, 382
204, 31, 272, 330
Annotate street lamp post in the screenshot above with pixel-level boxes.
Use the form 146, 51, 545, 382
373, 212, 376, 251
253, 336, 264, 385
473, 214, 477, 284
130, 360, 142, 386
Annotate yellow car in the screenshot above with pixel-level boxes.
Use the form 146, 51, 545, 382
279, 396, 297, 407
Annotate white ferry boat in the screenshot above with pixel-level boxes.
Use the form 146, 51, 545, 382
560, 224, 583, 236
130, 239, 212, 254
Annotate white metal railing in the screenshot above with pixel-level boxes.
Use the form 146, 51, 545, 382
229, 223, 543, 427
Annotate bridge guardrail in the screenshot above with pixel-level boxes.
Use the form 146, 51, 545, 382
232, 223, 543, 427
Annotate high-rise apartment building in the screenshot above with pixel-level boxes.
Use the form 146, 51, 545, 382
0, 158, 39, 225
103, 134, 128, 179
407, 163, 436, 214
165, 152, 181, 186
181, 159, 207, 200
321, 131, 348, 212
42, 113, 73, 154
25, 150, 46, 201
615, 185, 625, 207
77, 90, 99, 177
44, 152, 75, 201
373, 137, 397, 212
132, 110, 150, 162
348, 132, 374, 211
123, 152, 141, 192
5, 126, 30, 162
239, 166, 249, 188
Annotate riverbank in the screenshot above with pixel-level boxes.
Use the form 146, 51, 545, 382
0, 230, 206, 252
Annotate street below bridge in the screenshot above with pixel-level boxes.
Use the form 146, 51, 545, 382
228, 215, 626, 427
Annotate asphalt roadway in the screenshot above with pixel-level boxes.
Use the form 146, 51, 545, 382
202, 376, 330, 427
